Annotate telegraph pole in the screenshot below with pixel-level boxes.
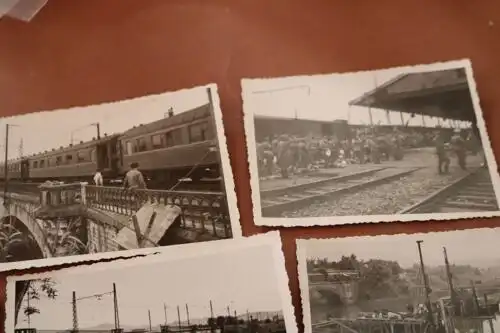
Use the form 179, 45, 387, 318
72, 291, 79, 333
209, 300, 214, 319
416, 240, 435, 332
19, 138, 23, 158
93, 123, 101, 140
443, 247, 456, 308
113, 283, 120, 331
185, 304, 190, 326
164, 303, 168, 325
227, 305, 230, 316
26, 287, 31, 328
148, 310, 152, 332
177, 306, 181, 331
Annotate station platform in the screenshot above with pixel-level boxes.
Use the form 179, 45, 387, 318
259, 147, 487, 192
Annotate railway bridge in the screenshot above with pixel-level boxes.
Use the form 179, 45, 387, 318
309, 270, 361, 305
0, 182, 232, 262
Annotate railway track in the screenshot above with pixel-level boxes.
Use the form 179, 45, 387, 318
399, 166, 499, 214
260, 166, 422, 217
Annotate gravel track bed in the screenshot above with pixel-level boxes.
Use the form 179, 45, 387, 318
282, 166, 473, 217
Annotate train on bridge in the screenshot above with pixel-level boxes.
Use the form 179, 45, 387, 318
0, 103, 221, 190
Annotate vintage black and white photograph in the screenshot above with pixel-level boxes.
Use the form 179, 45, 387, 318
5, 232, 294, 333
297, 228, 500, 333
242, 59, 500, 226
0, 84, 240, 271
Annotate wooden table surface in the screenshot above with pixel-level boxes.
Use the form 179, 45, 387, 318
1, 1, 500, 332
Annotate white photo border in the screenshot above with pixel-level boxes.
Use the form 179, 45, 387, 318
242, 59, 500, 227
5, 231, 297, 333
0, 83, 242, 272
296, 226, 500, 333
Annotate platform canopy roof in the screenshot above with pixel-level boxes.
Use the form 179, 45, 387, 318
348, 68, 476, 122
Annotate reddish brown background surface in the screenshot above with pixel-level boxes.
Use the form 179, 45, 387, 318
1, 1, 500, 332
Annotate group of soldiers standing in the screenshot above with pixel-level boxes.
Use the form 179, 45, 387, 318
256, 128, 409, 179
256, 126, 481, 180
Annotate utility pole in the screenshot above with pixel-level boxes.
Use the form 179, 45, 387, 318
19, 138, 23, 158
26, 287, 31, 328
209, 300, 214, 319
93, 123, 101, 140
185, 304, 190, 326
164, 303, 168, 326
227, 305, 230, 317
416, 240, 435, 333
443, 247, 456, 308
177, 305, 181, 331
246, 310, 250, 322
72, 291, 79, 333
148, 310, 152, 332
113, 283, 120, 331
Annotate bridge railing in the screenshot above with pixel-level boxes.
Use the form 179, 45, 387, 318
38, 182, 85, 207
85, 185, 232, 239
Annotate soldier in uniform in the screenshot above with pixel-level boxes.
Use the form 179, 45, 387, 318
451, 129, 467, 170
277, 135, 293, 178
435, 131, 450, 174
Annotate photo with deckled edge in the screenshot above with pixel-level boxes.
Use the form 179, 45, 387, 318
296, 228, 500, 333
0, 83, 241, 272
4, 231, 296, 333
242, 59, 500, 227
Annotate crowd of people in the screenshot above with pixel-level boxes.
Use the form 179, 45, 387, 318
256, 126, 482, 180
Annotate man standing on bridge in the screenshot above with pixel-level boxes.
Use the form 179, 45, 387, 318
93, 169, 104, 186
123, 162, 147, 190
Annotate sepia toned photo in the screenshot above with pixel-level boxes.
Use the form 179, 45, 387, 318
5, 231, 295, 333
0, 84, 240, 271
242, 59, 500, 226
297, 228, 500, 333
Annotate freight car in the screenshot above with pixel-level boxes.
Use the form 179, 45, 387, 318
0, 103, 221, 190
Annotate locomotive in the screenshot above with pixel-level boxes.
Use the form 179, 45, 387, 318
0, 103, 221, 190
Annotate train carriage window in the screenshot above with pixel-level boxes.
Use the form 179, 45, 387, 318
188, 121, 209, 143
165, 128, 182, 147
136, 137, 147, 152
39, 160, 45, 168
77, 149, 90, 163
90, 149, 96, 162
56, 156, 62, 166
66, 154, 73, 164
151, 134, 164, 149
125, 141, 134, 155
33, 161, 38, 169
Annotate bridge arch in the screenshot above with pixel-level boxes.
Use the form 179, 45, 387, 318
0, 196, 53, 260
0, 215, 44, 262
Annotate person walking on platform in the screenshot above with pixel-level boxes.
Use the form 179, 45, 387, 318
123, 162, 147, 189
435, 132, 450, 174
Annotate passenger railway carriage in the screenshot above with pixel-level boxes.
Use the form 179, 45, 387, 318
0, 103, 220, 189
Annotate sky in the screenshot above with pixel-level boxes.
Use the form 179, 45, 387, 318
0, 86, 210, 160
304, 227, 500, 269
245, 66, 472, 128
16, 245, 283, 330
